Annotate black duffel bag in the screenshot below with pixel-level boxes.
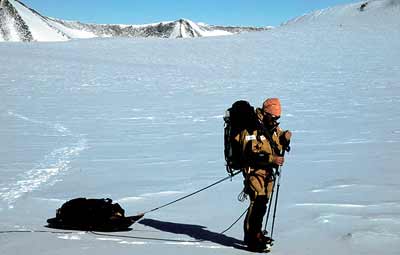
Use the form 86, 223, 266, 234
47, 198, 142, 231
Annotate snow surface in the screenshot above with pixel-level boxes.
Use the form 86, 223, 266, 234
1, 0, 400, 254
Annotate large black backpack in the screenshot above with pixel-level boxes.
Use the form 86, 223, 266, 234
47, 198, 141, 231
224, 100, 258, 175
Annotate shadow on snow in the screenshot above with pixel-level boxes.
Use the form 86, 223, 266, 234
138, 218, 246, 250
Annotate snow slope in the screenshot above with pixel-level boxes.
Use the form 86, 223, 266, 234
9, 0, 69, 41
284, 0, 400, 28
0, 0, 400, 255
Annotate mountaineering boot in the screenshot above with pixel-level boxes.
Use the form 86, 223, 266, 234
246, 232, 273, 245
258, 232, 274, 245
246, 234, 272, 253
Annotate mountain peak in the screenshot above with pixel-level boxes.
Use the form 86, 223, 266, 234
0, 0, 269, 42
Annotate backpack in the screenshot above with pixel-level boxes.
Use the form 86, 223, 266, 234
224, 100, 258, 175
47, 197, 136, 231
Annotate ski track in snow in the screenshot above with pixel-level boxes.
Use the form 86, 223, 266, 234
0, 111, 88, 209
316, 213, 400, 224
7, 111, 73, 135
294, 202, 400, 209
311, 184, 358, 193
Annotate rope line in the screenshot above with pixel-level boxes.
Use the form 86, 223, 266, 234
0, 229, 201, 243
89, 231, 201, 243
220, 207, 248, 235
143, 170, 242, 214
0, 171, 245, 240
0, 230, 77, 234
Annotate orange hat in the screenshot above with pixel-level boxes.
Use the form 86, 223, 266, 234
263, 98, 281, 116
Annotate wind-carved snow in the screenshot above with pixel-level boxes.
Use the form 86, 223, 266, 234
7, 111, 72, 136
0, 112, 88, 208
0, 139, 88, 208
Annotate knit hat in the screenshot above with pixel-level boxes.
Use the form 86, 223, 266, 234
262, 98, 281, 116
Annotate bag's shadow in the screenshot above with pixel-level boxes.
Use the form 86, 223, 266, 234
138, 218, 246, 250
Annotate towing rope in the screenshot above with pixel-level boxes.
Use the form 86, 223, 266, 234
0, 171, 245, 240
142, 170, 242, 215
220, 207, 248, 235
0, 230, 75, 234
0, 229, 201, 243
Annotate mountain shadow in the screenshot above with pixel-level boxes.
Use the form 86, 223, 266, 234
138, 218, 246, 250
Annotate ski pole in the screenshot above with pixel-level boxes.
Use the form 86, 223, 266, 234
270, 167, 281, 238
263, 172, 276, 234
270, 150, 286, 239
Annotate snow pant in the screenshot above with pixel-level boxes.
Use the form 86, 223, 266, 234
243, 169, 274, 244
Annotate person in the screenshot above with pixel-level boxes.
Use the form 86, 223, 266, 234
236, 98, 291, 252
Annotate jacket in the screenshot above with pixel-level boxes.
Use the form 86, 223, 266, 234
235, 108, 286, 175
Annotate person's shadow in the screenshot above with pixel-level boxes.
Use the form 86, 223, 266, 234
138, 218, 246, 250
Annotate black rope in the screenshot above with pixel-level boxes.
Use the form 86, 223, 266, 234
143, 170, 242, 215
220, 207, 248, 235
0, 230, 77, 234
89, 231, 201, 243
0, 171, 244, 242
0, 229, 201, 243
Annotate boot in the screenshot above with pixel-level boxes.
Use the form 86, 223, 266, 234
257, 232, 274, 245
246, 233, 270, 252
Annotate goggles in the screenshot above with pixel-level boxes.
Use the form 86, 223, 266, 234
264, 112, 280, 121
263, 112, 280, 127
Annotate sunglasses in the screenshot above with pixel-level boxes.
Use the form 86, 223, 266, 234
264, 112, 280, 121
270, 115, 280, 121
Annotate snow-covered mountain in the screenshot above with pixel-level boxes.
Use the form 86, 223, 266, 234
1, 0, 400, 255
0, 0, 269, 42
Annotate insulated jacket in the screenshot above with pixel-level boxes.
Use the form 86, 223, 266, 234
235, 108, 286, 174
241, 107, 290, 246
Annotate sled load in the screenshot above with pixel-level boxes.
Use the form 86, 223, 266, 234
47, 198, 143, 231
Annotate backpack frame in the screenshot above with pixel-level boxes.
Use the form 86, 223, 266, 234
224, 100, 257, 175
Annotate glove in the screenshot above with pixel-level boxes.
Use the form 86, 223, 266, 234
280, 130, 292, 151
272, 156, 284, 166
284, 130, 292, 141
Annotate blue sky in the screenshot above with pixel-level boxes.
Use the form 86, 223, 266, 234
22, 0, 359, 26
